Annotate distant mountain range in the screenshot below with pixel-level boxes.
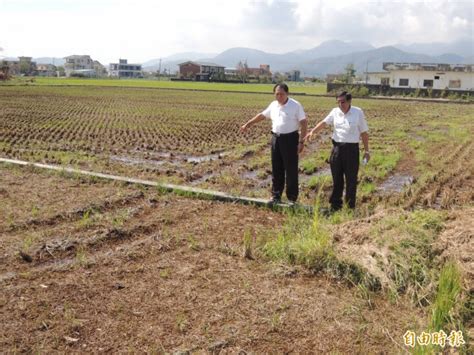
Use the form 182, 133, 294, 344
6, 39, 473, 77
393, 40, 473, 58
4, 57, 66, 66
298, 46, 467, 77
142, 39, 473, 77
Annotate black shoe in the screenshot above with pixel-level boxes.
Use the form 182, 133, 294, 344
269, 196, 281, 205
330, 205, 342, 213
318, 207, 331, 217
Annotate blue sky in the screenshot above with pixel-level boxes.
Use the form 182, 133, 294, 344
1, 0, 473, 64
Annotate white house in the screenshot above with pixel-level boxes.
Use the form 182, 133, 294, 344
109, 59, 142, 78
36, 64, 57, 77
64, 55, 94, 77
365, 63, 473, 91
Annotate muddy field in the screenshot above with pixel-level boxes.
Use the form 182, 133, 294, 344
0, 86, 472, 205
1, 86, 473, 352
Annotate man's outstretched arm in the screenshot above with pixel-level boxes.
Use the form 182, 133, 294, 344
240, 113, 266, 133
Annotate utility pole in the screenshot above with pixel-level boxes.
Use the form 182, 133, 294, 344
158, 58, 162, 81
365, 60, 369, 85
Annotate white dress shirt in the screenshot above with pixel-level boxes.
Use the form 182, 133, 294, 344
262, 98, 306, 134
323, 106, 368, 143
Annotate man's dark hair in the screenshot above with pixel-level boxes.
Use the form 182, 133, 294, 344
273, 83, 289, 93
336, 91, 352, 101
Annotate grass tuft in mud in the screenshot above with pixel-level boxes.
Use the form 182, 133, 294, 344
431, 262, 463, 332
260, 208, 333, 271
412, 261, 469, 354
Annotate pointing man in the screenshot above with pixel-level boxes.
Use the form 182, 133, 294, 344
304, 91, 369, 211
240, 83, 308, 204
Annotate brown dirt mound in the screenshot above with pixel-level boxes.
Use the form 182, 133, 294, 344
332, 209, 395, 289
433, 207, 474, 289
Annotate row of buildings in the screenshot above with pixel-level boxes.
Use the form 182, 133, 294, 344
364, 62, 472, 92
1, 55, 472, 92
177, 61, 473, 92
1, 55, 143, 78
1, 55, 300, 82
177, 61, 301, 82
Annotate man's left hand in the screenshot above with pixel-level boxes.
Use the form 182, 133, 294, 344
298, 142, 304, 154
363, 151, 370, 162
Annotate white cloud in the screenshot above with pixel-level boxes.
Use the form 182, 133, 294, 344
0, 0, 472, 62
288, 0, 474, 47
452, 16, 470, 29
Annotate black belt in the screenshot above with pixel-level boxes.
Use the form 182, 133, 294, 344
332, 139, 358, 147
272, 131, 298, 137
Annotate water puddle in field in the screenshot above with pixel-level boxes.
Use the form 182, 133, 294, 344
240, 169, 272, 188
109, 152, 226, 171
147, 152, 172, 159
111, 151, 227, 168
184, 152, 225, 164
379, 174, 413, 193
110, 155, 166, 167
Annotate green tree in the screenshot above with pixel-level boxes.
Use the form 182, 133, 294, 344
236, 60, 248, 83
20, 61, 31, 75
56, 66, 65, 77
273, 72, 287, 83
259, 75, 270, 83
343, 63, 356, 84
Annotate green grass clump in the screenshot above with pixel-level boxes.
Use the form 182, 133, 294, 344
306, 174, 331, 190
359, 181, 376, 197
262, 212, 333, 270
259, 202, 381, 290
360, 150, 401, 180
431, 262, 462, 331
411, 262, 468, 354
260, 191, 334, 271
300, 159, 319, 174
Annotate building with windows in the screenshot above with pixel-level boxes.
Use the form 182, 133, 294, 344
109, 59, 142, 78
365, 63, 473, 91
178, 61, 225, 81
2, 56, 37, 76
93, 61, 107, 77
36, 64, 57, 77
285, 69, 301, 82
64, 55, 94, 77
245, 64, 271, 77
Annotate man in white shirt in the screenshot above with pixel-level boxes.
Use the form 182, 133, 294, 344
240, 83, 308, 204
304, 91, 370, 211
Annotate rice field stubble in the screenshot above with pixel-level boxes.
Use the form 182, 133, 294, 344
0, 85, 472, 352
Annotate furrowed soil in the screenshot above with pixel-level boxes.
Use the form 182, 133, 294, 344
1, 165, 424, 353
1, 85, 473, 352
1, 86, 472, 205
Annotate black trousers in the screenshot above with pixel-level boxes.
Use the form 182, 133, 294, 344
329, 140, 359, 210
271, 131, 299, 201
